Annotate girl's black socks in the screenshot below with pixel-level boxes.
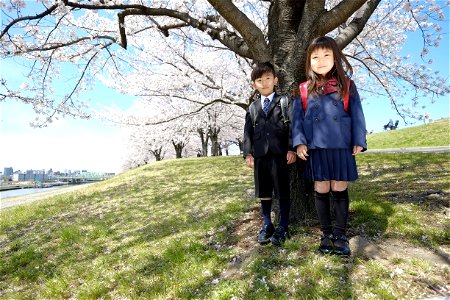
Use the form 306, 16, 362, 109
314, 191, 332, 235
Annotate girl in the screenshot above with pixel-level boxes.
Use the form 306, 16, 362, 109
292, 36, 367, 255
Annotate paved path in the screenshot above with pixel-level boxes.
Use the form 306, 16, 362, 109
364, 146, 450, 153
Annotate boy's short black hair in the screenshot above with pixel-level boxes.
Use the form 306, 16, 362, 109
251, 62, 276, 81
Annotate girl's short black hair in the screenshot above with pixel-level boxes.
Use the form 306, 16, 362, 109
251, 62, 276, 81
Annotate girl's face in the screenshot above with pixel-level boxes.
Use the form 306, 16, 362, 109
310, 47, 334, 77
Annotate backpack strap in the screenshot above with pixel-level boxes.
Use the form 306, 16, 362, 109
249, 102, 257, 127
299, 78, 351, 112
343, 78, 350, 112
279, 95, 290, 125
299, 81, 308, 112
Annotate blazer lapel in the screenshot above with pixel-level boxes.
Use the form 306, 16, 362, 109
255, 98, 266, 119
266, 93, 280, 116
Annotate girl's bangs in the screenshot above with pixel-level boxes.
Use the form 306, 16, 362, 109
310, 40, 333, 52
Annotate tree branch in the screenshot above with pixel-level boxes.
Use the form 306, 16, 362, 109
207, 0, 270, 61
319, 0, 369, 36
143, 98, 238, 126
0, 3, 59, 39
10, 37, 115, 55
349, 53, 405, 122
334, 0, 382, 50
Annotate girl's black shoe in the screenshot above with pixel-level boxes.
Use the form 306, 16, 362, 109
333, 234, 351, 256
257, 224, 275, 244
319, 234, 334, 254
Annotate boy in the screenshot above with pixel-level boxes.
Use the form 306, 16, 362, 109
243, 62, 297, 246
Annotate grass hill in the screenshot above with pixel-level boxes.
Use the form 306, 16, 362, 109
367, 118, 449, 149
0, 121, 449, 299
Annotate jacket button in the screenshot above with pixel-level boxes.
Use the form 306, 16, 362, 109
333, 116, 338, 120
314, 104, 319, 109
333, 101, 338, 106
315, 118, 319, 122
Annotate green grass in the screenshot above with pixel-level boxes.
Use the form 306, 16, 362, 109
1, 120, 449, 299
367, 118, 449, 148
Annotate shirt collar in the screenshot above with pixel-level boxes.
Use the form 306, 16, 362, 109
260, 92, 275, 104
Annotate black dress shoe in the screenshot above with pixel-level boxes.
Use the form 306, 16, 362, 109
319, 234, 334, 254
333, 234, 351, 256
257, 224, 275, 244
270, 225, 289, 246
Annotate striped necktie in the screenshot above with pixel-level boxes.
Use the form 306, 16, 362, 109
262, 98, 270, 115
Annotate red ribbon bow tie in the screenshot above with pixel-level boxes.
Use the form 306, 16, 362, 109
317, 78, 338, 95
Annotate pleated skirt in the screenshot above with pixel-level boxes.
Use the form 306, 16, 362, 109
305, 148, 358, 181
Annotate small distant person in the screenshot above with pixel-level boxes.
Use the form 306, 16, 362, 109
243, 62, 297, 246
393, 120, 399, 129
292, 36, 367, 256
384, 119, 393, 130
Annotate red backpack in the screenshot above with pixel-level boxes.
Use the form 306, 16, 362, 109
299, 78, 350, 112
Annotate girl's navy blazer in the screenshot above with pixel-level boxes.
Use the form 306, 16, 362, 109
292, 80, 367, 151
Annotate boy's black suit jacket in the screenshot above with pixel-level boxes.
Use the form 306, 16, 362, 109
243, 93, 294, 158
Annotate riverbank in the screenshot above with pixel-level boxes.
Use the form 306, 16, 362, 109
1, 154, 448, 299
0, 182, 69, 192
0, 184, 92, 209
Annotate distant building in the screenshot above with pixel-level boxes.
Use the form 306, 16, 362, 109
12, 173, 26, 181
34, 170, 47, 182
25, 170, 34, 181
20, 169, 48, 182
3, 167, 13, 177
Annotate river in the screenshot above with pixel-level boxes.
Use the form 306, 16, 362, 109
1, 184, 93, 209
1, 185, 72, 199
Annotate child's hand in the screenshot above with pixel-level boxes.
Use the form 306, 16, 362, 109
296, 144, 309, 160
287, 151, 296, 164
245, 155, 254, 168
352, 146, 363, 155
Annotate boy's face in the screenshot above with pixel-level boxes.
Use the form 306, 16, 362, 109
252, 71, 278, 97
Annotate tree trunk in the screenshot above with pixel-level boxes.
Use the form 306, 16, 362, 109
172, 141, 185, 159
150, 147, 164, 161
237, 138, 243, 155
263, 3, 321, 224
208, 126, 221, 156
197, 128, 209, 157
288, 160, 317, 225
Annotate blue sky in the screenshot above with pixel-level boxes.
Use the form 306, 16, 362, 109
0, 5, 449, 174
363, 32, 449, 133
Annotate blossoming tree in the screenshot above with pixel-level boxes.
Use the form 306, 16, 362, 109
1, 0, 449, 222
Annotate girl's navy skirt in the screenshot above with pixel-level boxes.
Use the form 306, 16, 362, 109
305, 148, 358, 181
